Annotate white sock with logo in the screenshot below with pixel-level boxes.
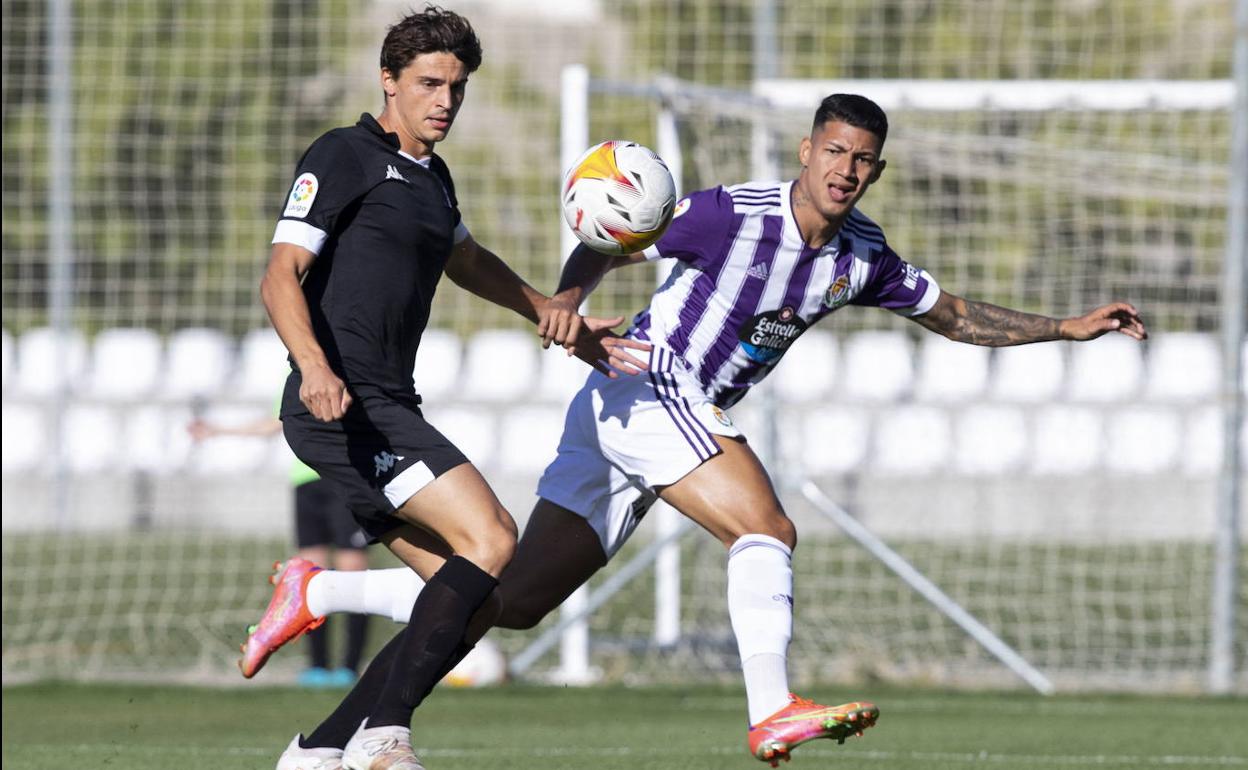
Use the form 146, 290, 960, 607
727, 533, 794, 726
305, 568, 423, 623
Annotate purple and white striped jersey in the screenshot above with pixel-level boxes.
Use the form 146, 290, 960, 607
634, 180, 940, 407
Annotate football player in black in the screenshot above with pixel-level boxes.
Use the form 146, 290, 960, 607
253, 6, 646, 769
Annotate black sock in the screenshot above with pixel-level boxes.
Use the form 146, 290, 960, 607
427, 586, 502, 683
368, 556, 497, 728
342, 613, 368, 673
298, 630, 476, 750
306, 616, 330, 670
301, 629, 404, 750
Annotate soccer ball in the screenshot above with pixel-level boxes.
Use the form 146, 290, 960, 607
561, 140, 677, 255
445, 637, 507, 688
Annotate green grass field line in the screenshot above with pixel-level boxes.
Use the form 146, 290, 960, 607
3, 683, 1246, 770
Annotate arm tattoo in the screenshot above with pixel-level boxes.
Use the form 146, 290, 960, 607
948, 298, 1062, 346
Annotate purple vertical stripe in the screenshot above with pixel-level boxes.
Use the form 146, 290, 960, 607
724, 241, 820, 392
647, 351, 701, 455
666, 213, 743, 358
658, 349, 717, 459
631, 309, 652, 342
697, 213, 785, 387
647, 348, 716, 459
779, 243, 819, 319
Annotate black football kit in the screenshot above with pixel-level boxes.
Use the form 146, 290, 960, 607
274, 113, 470, 538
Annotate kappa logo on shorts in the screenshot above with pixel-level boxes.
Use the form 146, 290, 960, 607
374, 451, 405, 478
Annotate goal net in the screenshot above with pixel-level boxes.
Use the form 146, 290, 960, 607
530, 73, 1242, 692
2, 0, 1242, 693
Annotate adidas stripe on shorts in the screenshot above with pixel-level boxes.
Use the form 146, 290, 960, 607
537, 346, 742, 557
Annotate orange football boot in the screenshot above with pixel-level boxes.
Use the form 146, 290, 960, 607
238, 557, 325, 678
747, 694, 879, 766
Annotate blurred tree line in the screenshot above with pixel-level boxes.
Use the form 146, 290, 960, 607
2, 0, 361, 335
1, 0, 1233, 337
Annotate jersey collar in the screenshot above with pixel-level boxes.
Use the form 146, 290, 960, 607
358, 112, 435, 168
357, 112, 400, 148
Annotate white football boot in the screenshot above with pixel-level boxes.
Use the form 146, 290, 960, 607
342, 720, 426, 770
275, 734, 344, 770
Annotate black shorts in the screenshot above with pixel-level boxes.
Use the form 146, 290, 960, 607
293, 478, 368, 550
282, 394, 469, 540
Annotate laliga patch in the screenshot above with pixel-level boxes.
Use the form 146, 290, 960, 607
283, 172, 318, 219
737, 306, 807, 365
672, 197, 692, 219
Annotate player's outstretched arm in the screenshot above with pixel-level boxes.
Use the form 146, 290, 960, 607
567, 317, 651, 377
913, 291, 1147, 346
445, 235, 551, 324
539, 244, 648, 347
260, 243, 352, 421
543, 244, 651, 376
444, 237, 649, 375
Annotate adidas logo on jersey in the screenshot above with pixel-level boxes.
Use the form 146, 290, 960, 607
385, 164, 407, 182
746, 262, 770, 281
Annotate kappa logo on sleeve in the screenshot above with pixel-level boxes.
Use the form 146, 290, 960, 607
283, 172, 318, 218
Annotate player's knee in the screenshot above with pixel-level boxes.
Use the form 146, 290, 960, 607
723, 514, 796, 551
458, 512, 517, 576
774, 517, 797, 551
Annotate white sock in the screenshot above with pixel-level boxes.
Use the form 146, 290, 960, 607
305, 568, 423, 622
373, 568, 423, 623
727, 534, 794, 725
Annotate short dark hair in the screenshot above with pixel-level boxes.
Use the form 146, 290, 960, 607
812, 94, 888, 146
380, 5, 482, 75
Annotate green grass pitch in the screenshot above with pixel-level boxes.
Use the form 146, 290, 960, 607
3, 682, 1245, 769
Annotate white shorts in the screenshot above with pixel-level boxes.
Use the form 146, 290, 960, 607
536, 346, 743, 557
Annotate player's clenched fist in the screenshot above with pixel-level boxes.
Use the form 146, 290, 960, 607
299, 362, 352, 422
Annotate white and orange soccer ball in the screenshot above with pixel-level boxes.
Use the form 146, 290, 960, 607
445, 637, 507, 688
561, 140, 677, 255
